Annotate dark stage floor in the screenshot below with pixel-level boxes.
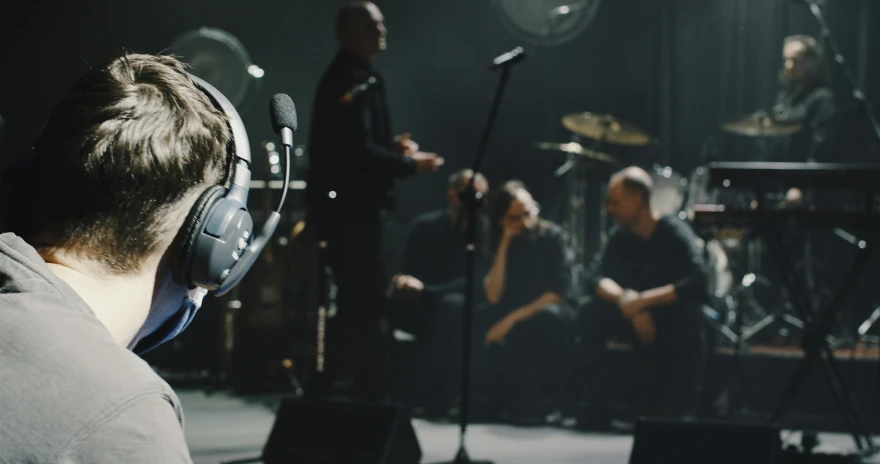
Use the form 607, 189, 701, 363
179, 390, 880, 464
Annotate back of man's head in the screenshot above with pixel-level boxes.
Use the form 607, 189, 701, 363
19, 53, 231, 274
448, 169, 488, 193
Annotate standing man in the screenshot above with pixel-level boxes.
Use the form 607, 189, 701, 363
576, 166, 709, 430
306, 1, 444, 402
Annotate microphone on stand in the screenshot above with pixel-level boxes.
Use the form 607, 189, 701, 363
488, 47, 527, 71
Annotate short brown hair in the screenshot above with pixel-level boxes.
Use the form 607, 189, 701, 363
448, 168, 488, 192
23, 53, 231, 274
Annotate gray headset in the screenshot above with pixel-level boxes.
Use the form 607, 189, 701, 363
172, 74, 284, 295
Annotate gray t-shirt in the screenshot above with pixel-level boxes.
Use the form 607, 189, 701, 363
0, 233, 192, 463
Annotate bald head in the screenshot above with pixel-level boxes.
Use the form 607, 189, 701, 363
610, 166, 653, 204
336, 1, 387, 61
607, 166, 654, 230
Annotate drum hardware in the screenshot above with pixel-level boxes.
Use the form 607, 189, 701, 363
536, 139, 618, 296
559, 112, 653, 246
857, 306, 880, 345
538, 112, 645, 295
720, 111, 803, 137
533, 141, 621, 170
561, 112, 653, 146
649, 163, 688, 218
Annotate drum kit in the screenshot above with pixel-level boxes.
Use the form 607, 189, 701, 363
535, 109, 814, 347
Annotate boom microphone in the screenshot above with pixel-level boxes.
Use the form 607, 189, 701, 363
216, 94, 297, 295
270, 93, 297, 148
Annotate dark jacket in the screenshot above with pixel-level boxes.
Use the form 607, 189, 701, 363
306, 50, 415, 213
770, 84, 838, 162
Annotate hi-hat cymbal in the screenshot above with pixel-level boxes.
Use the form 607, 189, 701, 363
561, 112, 652, 146
721, 112, 803, 137
534, 141, 622, 168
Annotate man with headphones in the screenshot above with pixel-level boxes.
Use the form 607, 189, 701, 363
0, 53, 261, 462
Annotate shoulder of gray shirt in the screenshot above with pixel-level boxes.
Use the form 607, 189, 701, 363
0, 233, 187, 462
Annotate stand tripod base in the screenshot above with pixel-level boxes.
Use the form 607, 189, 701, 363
430, 447, 494, 464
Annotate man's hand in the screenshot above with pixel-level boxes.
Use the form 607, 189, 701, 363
618, 289, 645, 319
387, 274, 424, 300
394, 132, 419, 156
411, 152, 444, 173
501, 219, 525, 241
631, 312, 656, 345
484, 313, 520, 345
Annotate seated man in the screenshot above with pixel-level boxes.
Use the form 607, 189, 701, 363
577, 166, 709, 429
387, 168, 489, 415
0, 54, 239, 462
477, 180, 575, 423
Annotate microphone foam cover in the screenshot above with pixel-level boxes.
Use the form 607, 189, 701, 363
270, 93, 297, 133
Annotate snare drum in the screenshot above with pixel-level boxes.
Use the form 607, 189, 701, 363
650, 164, 688, 217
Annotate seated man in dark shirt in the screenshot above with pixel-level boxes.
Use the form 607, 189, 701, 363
477, 180, 575, 423
387, 168, 489, 414
577, 166, 709, 429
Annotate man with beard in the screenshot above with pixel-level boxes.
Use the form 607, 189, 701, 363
769, 34, 838, 164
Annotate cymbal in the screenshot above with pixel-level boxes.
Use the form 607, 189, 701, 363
721, 112, 803, 137
534, 141, 622, 168
561, 112, 652, 146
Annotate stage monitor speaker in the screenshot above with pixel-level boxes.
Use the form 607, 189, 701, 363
261, 398, 422, 464
628, 418, 781, 464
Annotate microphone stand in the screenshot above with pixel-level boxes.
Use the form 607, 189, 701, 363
433, 58, 518, 464
800, 0, 880, 151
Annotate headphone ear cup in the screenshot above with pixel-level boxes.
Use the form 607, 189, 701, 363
172, 185, 226, 287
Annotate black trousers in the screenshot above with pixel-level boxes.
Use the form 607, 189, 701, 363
577, 299, 708, 418
388, 290, 469, 408
309, 208, 390, 402
472, 303, 575, 411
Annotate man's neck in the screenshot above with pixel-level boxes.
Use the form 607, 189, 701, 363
341, 46, 374, 65
630, 210, 659, 239
39, 250, 154, 347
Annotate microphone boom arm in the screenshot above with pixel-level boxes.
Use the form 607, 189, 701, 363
802, 0, 880, 151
